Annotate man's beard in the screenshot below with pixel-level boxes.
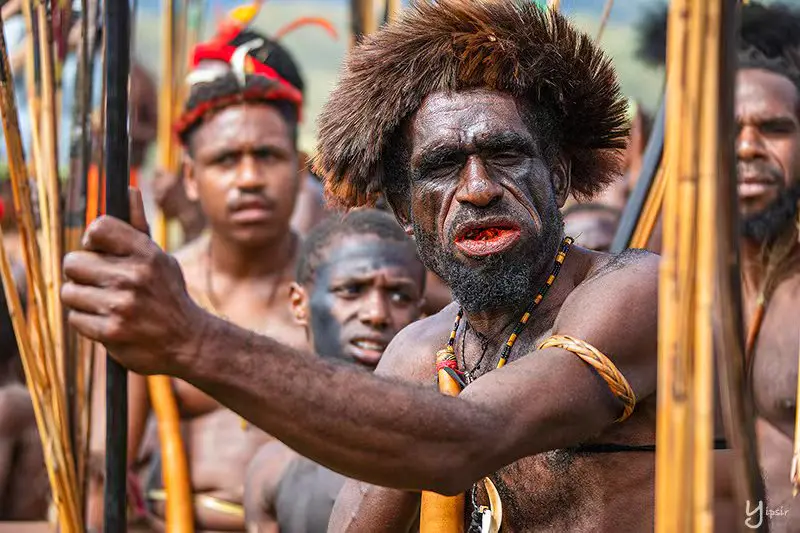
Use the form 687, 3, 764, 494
740, 181, 800, 244
413, 198, 564, 315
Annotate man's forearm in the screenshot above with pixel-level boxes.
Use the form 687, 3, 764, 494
174, 316, 495, 494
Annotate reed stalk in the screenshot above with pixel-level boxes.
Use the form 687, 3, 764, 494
386, 0, 401, 23
656, 1, 764, 531
595, 0, 614, 42
0, 10, 83, 531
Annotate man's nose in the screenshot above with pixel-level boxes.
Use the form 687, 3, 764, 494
358, 290, 390, 329
736, 125, 767, 161
235, 155, 265, 189
454, 156, 504, 208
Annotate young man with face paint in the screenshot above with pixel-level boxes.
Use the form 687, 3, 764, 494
61, 3, 734, 530
243, 209, 425, 532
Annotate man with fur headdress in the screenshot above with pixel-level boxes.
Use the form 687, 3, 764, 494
61, 2, 731, 531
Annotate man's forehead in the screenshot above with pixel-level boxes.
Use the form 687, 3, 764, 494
409, 89, 530, 149
320, 237, 420, 279
193, 104, 291, 152
736, 68, 799, 117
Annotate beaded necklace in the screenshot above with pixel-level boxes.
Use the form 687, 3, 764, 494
438, 236, 573, 533
443, 236, 573, 383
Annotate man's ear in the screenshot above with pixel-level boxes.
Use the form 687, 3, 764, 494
551, 155, 572, 208
183, 154, 199, 202
289, 282, 310, 326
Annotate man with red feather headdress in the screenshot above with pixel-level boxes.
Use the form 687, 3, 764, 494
85, 3, 338, 530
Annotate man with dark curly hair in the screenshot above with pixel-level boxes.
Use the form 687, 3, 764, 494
244, 209, 426, 533
61, 2, 730, 530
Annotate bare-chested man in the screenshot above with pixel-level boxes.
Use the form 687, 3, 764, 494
243, 209, 426, 532
0, 264, 49, 520
734, 5, 800, 531
62, 3, 731, 531
100, 28, 308, 532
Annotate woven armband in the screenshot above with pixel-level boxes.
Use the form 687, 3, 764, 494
539, 335, 637, 422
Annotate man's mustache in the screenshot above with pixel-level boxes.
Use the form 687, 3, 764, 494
737, 162, 784, 183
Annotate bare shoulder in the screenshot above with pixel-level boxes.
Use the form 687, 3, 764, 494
375, 302, 460, 386
553, 249, 660, 394
560, 248, 660, 320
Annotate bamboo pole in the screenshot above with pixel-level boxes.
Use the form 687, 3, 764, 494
350, 0, 375, 47
36, 0, 67, 440
385, 0, 401, 23
629, 163, 666, 249
102, 0, 132, 530
419, 351, 465, 533
656, 0, 765, 531
154, 0, 175, 251
655, 0, 692, 530
145, 2, 196, 531
611, 101, 665, 253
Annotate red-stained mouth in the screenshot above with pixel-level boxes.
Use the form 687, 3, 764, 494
454, 226, 521, 257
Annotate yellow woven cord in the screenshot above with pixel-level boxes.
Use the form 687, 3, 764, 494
539, 335, 637, 422
147, 489, 245, 518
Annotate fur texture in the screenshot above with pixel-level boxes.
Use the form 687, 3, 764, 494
313, 0, 629, 209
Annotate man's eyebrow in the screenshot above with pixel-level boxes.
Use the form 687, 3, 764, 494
415, 144, 465, 171
738, 112, 799, 125
475, 131, 537, 154
414, 132, 536, 170
330, 273, 418, 287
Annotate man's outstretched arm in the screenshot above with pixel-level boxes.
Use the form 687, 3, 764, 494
62, 206, 658, 495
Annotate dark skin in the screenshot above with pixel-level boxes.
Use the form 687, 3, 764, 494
88, 103, 307, 532
737, 69, 800, 530
63, 90, 662, 531
296, 236, 425, 367
244, 233, 425, 532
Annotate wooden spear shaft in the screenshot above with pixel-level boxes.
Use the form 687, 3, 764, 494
102, 0, 131, 530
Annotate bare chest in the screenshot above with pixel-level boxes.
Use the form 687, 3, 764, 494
470, 449, 654, 532
752, 278, 800, 437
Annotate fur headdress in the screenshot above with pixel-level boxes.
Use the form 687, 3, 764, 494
313, 0, 629, 209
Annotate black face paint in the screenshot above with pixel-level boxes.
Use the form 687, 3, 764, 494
306, 237, 424, 367
741, 181, 800, 243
